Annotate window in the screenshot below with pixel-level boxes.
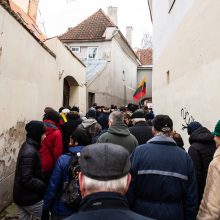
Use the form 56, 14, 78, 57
168, 0, 176, 13
166, 70, 170, 84
70, 46, 80, 53
87, 47, 98, 59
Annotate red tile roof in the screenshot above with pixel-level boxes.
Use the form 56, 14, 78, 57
136, 48, 152, 65
59, 9, 116, 42
8, 0, 46, 41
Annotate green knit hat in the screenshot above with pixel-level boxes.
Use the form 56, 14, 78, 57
212, 120, 220, 136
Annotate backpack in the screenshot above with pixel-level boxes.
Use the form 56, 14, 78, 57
61, 152, 81, 210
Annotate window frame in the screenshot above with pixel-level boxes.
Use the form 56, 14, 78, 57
168, 0, 176, 13
87, 47, 98, 59
70, 46, 81, 53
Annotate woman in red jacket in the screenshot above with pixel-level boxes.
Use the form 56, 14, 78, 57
40, 110, 63, 185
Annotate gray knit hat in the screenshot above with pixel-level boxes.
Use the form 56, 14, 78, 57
79, 143, 131, 180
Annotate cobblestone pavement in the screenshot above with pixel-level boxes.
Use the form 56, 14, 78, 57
0, 203, 18, 220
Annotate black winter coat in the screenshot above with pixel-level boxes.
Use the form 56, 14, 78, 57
65, 192, 154, 220
13, 138, 46, 206
129, 121, 153, 145
188, 126, 216, 204
62, 118, 82, 153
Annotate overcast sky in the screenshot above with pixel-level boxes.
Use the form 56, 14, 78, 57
37, 0, 152, 48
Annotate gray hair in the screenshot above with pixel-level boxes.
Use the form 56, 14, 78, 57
84, 175, 128, 195
109, 111, 124, 125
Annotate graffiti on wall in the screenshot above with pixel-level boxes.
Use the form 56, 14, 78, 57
181, 107, 195, 130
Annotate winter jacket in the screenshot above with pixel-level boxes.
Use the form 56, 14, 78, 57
97, 112, 109, 130
76, 118, 101, 144
13, 138, 46, 206
40, 120, 63, 172
129, 121, 153, 145
97, 122, 138, 154
127, 135, 198, 220
43, 145, 84, 218
62, 118, 82, 153
65, 192, 154, 220
188, 126, 216, 205
197, 147, 220, 220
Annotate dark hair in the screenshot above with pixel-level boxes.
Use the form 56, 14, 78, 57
43, 110, 60, 124
153, 115, 173, 133
71, 129, 91, 146
71, 106, 79, 112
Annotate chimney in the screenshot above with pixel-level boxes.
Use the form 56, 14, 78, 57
126, 26, 133, 47
107, 6, 117, 25
28, 0, 39, 21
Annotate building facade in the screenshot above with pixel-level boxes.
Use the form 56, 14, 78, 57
60, 8, 140, 107
0, 0, 86, 211
149, 0, 220, 143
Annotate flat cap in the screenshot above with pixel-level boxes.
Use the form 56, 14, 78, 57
79, 143, 131, 181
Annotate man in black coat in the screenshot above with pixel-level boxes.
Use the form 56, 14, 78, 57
129, 109, 153, 145
187, 121, 216, 205
13, 121, 47, 220
65, 143, 154, 220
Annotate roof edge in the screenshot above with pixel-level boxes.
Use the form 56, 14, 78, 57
0, 0, 56, 58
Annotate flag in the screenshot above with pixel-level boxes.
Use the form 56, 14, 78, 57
133, 78, 146, 101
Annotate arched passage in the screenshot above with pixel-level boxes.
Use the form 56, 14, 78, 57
63, 76, 79, 107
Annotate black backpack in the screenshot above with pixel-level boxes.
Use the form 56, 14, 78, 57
61, 152, 81, 210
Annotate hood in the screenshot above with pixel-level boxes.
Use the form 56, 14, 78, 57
148, 135, 176, 145
108, 123, 130, 136
43, 120, 58, 135
189, 126, 214, 144
82, 118, 97, 128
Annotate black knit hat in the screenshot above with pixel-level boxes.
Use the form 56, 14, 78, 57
152, 115, 173, 132
25, 121, 46, 144
87, 109, 96, 119
187, 121, 202, 135
79, 143, 131, 180
43, 110, 60, 124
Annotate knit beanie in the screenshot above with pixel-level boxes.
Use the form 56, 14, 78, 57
187, 121, 202, 135
25, 121, 46, 144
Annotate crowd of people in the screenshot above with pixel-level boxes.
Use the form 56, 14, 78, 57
12, 103, 220, 220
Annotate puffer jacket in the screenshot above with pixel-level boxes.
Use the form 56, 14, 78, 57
13, 138, 46, 206
127, 135, 198, 220
97, 122, 138, 154
40, 120, 63, 172
188, 126, 216, 205
197, 147, 220, 220
129, 121, 153, 145
43, 146, 84, 218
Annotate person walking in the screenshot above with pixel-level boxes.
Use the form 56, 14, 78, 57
187, 121, 216, 205
197, 120, 220, 220
13, 121, 47, 220
65, 143, 154, 220
127, 115, 198, 220
97, 111, 138, 154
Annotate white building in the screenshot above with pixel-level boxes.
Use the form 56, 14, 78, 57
149, 0, 220, 143
60, 7, 141, 107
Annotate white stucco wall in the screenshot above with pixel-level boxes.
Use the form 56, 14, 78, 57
153, 0, 193, 62
0, 5, 86, 211
45, 38, 87, 113
152, 0, 220, 146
